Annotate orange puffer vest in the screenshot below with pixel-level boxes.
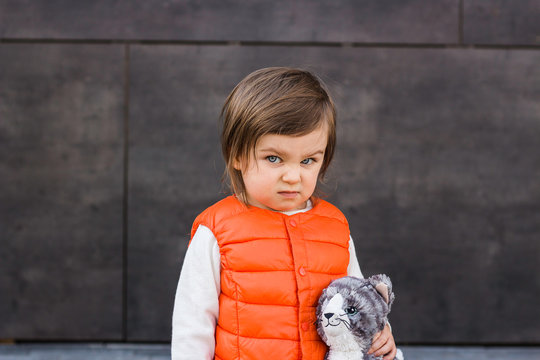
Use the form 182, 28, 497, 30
191, 196, 350, 360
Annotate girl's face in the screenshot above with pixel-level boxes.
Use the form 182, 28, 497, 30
234, 124, 328, 212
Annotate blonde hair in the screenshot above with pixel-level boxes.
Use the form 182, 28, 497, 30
221, 67, 336, 203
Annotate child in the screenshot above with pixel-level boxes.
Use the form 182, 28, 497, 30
172, 67, 397, 360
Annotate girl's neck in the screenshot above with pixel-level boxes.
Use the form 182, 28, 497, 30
279, 199, 313, 216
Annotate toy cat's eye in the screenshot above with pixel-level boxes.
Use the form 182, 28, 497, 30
345, 306, 358, 315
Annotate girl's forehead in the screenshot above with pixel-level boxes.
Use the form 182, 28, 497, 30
256, 124, 329, 153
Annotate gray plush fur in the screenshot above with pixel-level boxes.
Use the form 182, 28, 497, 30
316, 275, 403, 360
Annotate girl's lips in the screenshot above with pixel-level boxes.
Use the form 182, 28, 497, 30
278, 191, 299, 198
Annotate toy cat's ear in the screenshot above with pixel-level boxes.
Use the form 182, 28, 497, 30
375, 283, 390, 304
369, 274, 394, 305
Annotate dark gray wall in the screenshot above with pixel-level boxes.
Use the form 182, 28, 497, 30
1, 0, 539, 344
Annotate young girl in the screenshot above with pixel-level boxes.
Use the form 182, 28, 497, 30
172, 67, 397, 360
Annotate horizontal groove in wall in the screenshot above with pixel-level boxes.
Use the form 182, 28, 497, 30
0, 38, 538, 50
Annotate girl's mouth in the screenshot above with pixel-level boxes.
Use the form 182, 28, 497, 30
278, 191, 299, 198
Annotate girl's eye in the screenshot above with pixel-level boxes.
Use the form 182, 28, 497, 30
345, 306, 358, 315
301, 158, 314, 165
267, 156, 281, 163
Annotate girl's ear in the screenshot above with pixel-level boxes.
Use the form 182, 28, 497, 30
233, 157, 243, 171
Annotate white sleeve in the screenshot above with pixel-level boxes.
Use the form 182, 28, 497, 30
171, 225, 221, 360
347, 235, 364, 278
347, 235, 393, 332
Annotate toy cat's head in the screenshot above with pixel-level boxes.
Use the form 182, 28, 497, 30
316, 275, 395, 356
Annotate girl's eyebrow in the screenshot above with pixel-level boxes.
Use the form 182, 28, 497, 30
259, 147, 281, 153
258, 147, 285, 155
258, 147, 324, 157
306, 150, 325, 157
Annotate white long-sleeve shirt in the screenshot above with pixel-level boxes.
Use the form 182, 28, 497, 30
171, 201, 363, 360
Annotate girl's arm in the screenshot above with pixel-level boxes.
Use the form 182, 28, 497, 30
347, 235, 363, 278
349, 236, 396, 358
171, 225, 220, 360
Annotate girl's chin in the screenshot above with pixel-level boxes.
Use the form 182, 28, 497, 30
246, 195, 307, 212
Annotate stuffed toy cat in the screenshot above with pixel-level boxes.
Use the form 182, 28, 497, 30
316, 274, 404, 360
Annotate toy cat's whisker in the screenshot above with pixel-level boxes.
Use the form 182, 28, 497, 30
341, 319, 352, 330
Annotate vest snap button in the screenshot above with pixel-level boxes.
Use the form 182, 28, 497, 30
289, 219, 297, 227
299, 266, 306, 276
301, 322, 309, 331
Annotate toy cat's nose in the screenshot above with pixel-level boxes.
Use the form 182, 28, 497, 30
324, 313, 333, 319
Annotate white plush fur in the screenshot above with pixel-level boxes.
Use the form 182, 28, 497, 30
321, 293, 367, 359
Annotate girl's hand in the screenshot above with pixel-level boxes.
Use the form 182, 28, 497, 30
367, 324, 397, 360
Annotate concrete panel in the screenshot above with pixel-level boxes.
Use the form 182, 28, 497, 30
464, 0, 540, 45
0, 44, 125, 339
127, 45, 227, 341
328, 48, 540, 343
0, 0, 458, 43
128, 45, 540, 342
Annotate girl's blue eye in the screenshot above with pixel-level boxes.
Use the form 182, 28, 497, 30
267, 156, 280, 163
301, 158, 314, 165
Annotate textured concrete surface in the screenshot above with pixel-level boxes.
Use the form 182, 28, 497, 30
1, 344, 540, 360
3, 0, 538, 45
1, 0, 539, 346
0, 0, 458, 43
0, 44, 125, 340
127, 45, 540, 342
464, 0, 540, 45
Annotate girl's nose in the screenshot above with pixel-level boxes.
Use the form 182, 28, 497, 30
282, 165, 301, 184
